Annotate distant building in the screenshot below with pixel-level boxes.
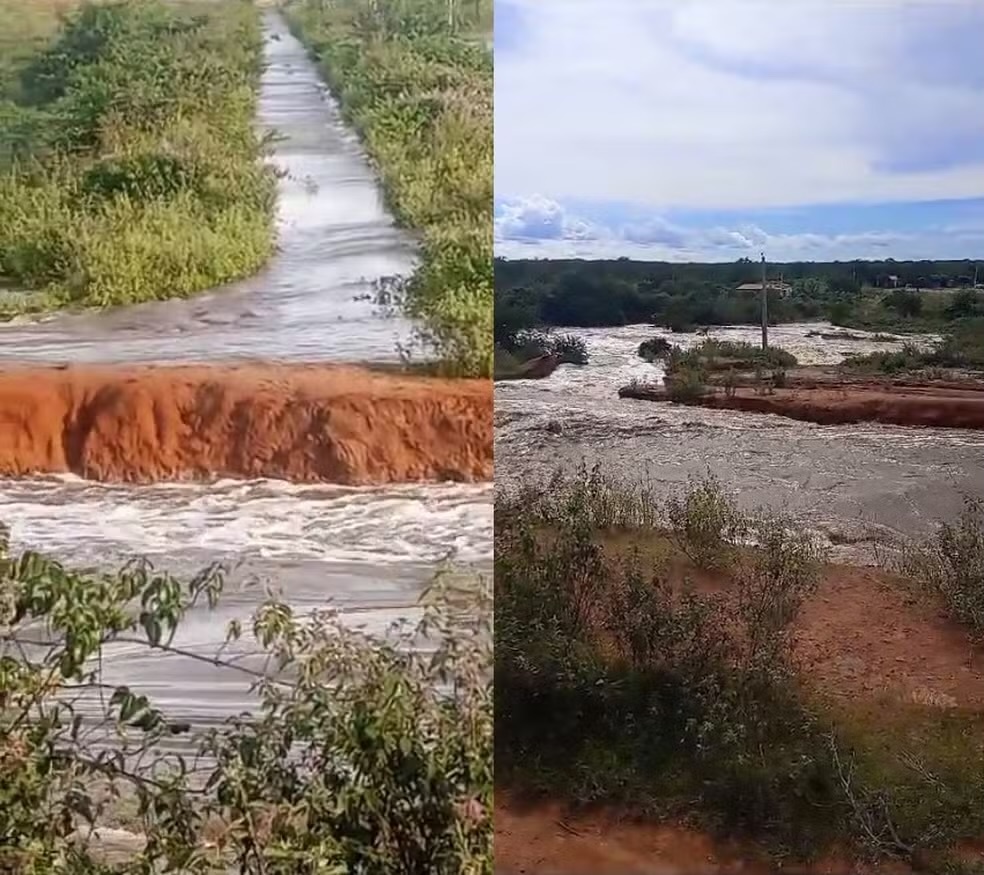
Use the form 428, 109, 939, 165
735, 281, 792, 297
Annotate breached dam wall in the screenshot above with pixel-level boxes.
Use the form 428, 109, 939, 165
0, 364, 492, 484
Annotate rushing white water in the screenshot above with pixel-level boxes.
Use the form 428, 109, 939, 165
496, 322, 984, 562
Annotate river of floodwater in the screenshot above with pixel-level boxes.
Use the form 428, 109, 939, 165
0, 13, 490, 728
496, 322, 984, 562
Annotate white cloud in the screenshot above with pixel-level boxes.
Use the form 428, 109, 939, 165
492, 195, 982, 262
494, 194, 599, 241
494, 0, 984, 210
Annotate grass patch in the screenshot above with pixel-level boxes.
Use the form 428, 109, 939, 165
843, 319, 984, 375
667, 339, 798, 373
0, 0, 276, 315
284, 0, 492, 377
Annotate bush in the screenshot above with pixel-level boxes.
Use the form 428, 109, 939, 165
664, 474, 747, 569
498, 328, 588, 365
495, 468, 838, 846
666, 365, 707, 403
638, 336, 672, 361
284, 0, 492, 377
0, 0, 276, 313
0, 526, 492, 873
899, 496, 984, 637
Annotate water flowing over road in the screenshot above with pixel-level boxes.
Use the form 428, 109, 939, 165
496, 322, 984, 562
0, 13, 490, 728
0, 13, 417, 364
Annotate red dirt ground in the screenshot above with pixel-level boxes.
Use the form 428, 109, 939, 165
0, 363, 492, 484
494, 797, 916, 874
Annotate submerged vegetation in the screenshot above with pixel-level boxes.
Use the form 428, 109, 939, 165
0, 527, 492, 873
0, 0, 276, 314
843, 318, 984, 375
496, 464, 984, 865
285, 0, 493, 377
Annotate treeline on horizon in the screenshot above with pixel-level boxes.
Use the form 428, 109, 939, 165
495, 256, 983, 334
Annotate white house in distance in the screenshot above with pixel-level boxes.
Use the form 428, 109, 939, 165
734, 280, 792, 298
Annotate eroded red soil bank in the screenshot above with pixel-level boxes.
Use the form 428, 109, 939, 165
620, 380, 984, 429
0, 364, 492, 484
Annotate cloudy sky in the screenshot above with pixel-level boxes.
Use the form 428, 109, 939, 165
494, 0, 984, 262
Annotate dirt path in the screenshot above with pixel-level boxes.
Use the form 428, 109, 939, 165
795, 566, 984, 710
0, 363, 492, 484
494, 797, 915, 874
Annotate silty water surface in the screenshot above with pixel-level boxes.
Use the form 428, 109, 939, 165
496, 322, 984, 561
0, 14, 491, 726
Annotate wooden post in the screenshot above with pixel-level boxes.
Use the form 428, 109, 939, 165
760, 252, 768, 350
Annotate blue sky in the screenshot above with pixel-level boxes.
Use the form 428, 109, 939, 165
494, 0, 984, 262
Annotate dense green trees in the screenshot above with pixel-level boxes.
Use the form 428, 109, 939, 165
495, 257, 983, 334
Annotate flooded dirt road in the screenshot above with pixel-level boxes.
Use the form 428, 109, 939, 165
0, 12, 416, 364
0, 13, 489, 728
496, 323, 984, 560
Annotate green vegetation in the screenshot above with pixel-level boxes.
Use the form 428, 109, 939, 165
0, 0, 277, 315
900, 495, 984, 638
666, 338, 797, 373
493, 330, 587, 380
284, 0, 492, 377
498, 328, 587, 364
843, 319, 984, 375
0, 526, 492, 873
496, 465, 984, 863
495, 257, 984, 335
0, 0, 67, 99
637, 336, 672, 361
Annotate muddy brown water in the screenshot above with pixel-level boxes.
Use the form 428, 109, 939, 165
0, 13, 491, 730
495, 322, 984, 562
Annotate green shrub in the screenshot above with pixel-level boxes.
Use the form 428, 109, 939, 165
638, 336, 672, 361
899, 496, 984, 637
499, 328, 588, 365
0, 526, 492, 873
495, 468, 839, 847
666, 365, 707, 403
0, 0, 276, 312
664, 473, 747, 569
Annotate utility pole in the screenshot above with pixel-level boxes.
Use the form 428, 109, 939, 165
760, 252, 769, 350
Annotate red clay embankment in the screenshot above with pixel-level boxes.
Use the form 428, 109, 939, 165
0, 363, 492, 484
620, 380, 984, 429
